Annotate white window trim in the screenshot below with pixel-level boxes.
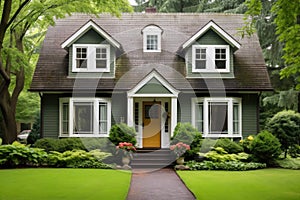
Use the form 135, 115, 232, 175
192, 45, 230, 73
142, 26, 162, 52
72, 44, 110, 73
59, 98, 111, 137
192, 97, 242, 138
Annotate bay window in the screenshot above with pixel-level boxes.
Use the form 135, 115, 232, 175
59, 98, 111, 137
192, 97, 242, 137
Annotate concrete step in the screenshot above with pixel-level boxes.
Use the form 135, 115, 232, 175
131, 148, 175, 169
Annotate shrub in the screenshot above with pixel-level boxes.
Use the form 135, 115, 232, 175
47, 150, 112, 169
289, 145, 300, 158
109, 123, 137, 146
27, 115, 40, 145
215, 138, 244, 154
186, 160, 266, 171
0, 142, 47, 168
266, 110, 300, 158
171, 123, 202, 160
203, 147, 250, 162
276, 157, 300, 170
34, 138, 85, 152
250, 130, 281, 165
239, 135, 255, 153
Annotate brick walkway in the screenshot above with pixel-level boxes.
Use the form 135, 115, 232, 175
126, 168, 196, 200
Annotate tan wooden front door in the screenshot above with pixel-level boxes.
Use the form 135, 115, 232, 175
143, 102, 161, 148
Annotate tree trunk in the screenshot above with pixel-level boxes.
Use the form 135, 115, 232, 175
0, 86, 17, 144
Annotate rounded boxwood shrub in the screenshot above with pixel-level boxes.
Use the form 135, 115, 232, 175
109, 123, 137, 146
171, 123, 202, 160
266, 110, 300, 158
250, 130, 281, 165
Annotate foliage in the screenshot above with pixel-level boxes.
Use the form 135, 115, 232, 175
171, 123, 202, 160
0, 0, 132, 144
289, 145, 300, 158
47, 150, 112, 169
241, 0, 300, 89
170, 142, 190, 158
276, 157, 300, 170
266, 110, 300, 157
27, 114, 40, 145
239, 135, 254, 153
145, 0, 246, 13
215, 138, 244, 154
203, 147, 250, 163
0, 142, 47, 168
16, 92, 40, 123
249, 130, 281, 165
263, 89, 299, 111
186, 160, 266, 171
200, 138, 243, 154
34, 138, 85, 153
109, 123, 137, 146
0, 141, 113, 169
0, 138, 2, 145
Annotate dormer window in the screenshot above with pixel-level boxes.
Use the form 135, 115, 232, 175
142, 25, 162, 52
192, 45, 230, 73
72, 44, 110, 72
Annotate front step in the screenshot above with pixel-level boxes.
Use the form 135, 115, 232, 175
131, 148, 175, 169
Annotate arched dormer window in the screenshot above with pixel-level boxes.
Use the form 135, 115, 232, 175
142, 25, 162, 52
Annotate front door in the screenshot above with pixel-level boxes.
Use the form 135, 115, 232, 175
143, 102, 161, 148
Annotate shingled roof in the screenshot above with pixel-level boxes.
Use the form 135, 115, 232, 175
30, 13, 272, 92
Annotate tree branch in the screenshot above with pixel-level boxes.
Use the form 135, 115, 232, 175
6, 0, 30, 29
0, 0, 12, 48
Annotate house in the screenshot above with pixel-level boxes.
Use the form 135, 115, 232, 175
30, 13, 272, 149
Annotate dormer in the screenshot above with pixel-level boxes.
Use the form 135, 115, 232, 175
142, 25, 163, 52
181, 21, 241, 78
61, 20, 121, 76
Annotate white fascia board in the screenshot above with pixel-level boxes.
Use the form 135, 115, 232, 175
182, 21, 241, 50
127, 70, 179, 97
61, 21, 121, 49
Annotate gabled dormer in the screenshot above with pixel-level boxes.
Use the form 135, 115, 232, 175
181, 20, 241, 78
61, 20, 121, 77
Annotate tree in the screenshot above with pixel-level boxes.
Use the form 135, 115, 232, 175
266, 110, 300, 158
242, 0, 300, 89
0, 0, 132, 144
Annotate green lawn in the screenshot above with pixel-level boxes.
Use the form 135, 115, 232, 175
0, 168, 131, 200
178, 169, 300, 200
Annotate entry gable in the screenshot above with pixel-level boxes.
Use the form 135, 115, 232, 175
128, 70, 179, 97
61, 20, 121, 49
182, 20, 241, 50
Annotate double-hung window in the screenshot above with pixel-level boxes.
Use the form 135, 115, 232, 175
142, 25, 162, 52
192, 97, 242, 137
72, 44, 110, 72
59, 98, 111, 137
192, 45, 230, 72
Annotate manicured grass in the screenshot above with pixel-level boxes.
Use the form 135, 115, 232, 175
178, 169, 300, 200
0, 168, 131, 200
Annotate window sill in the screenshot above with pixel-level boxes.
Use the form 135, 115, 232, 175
59, 134, 109, 138
203, 134, 242, 138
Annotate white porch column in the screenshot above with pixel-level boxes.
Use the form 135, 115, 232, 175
171, 97, 177, 137
127, 97, 134, 126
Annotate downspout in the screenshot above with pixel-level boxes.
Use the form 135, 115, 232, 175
39, 92, 44, 138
